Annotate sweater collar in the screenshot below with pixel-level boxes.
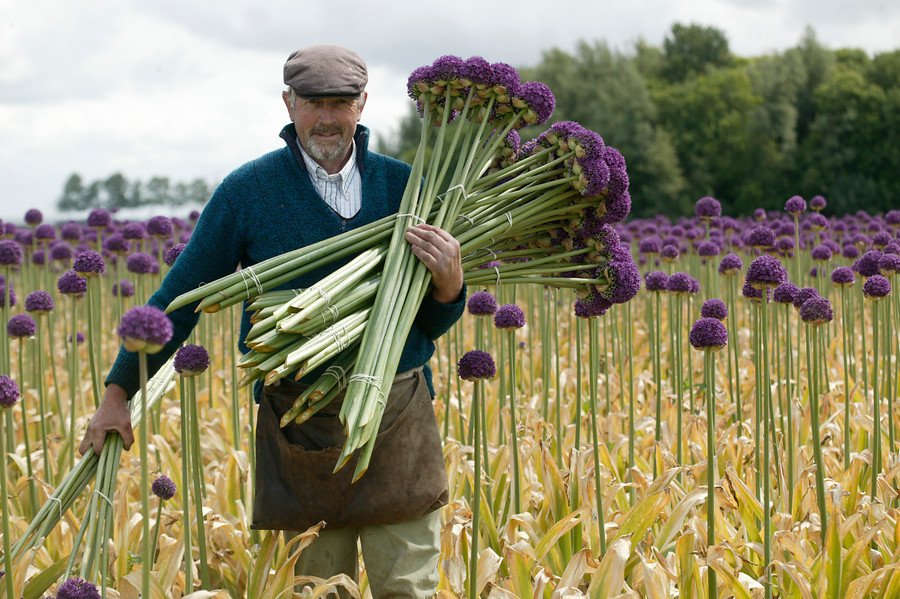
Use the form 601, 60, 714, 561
279, 123, 370, 175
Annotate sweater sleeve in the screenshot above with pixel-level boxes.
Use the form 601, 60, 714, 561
105, 184, 243, 400
413, 283, 467, 340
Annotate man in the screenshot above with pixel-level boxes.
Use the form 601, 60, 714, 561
80, 45, 464, 597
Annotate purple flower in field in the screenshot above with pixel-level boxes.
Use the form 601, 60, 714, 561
831, 267, 856, 286
842, 245, 859, 259
857, 250, 884, 277
754, 208, 767, 221
0, 375, 20, 408
7, 313, 36, 338
126, 252, 154, 275
457, 350, 496, 381
467, 291, 497, 316
666, 272, 693, 294
807, 213, 828, 231
489, 62, 521, 96
701, 298, 728, 321
811, 245, 832, 261
35, 223, 56, 241
792, 287, 820, 310
745, 226, 775, 249
87, 208, 111, 228
776, 237, 795, 255
773, 281, 799, 304
863, 275, 891, 300
50, 241, 73, 262
695, 196, 721, 220
514, 81, 555, 126
188, 210, 201, 222
494, 304, 525, 329
56, 576, 101, 599
112, 279, 135, 297
58, 270, 87, 296
164, 242, 186, 266
661, 244, 679, 261
0, 239, 23, 267
32, 249, 45, 266
103, 233, 129, 254
574, 292, 611, 318
122, 222, 145, 240
809, 195, 827, 212
0, 280, 15, 307
644, 271, 668, 292
639, 237, 661, 254
73, 250, 105, 277
690, 317, 728, 351
60, 222, 82, 242
688, 276, 700, 294
886, 242, 900, 255
785, 195, 806, 215
117, 306, 173, 353
873, 231, 892, 248
741, 279, 764, 301
68, 332, 85, 345
746, 255, 787, 289
718, 253, 742, 276
151, 475, 177, 500
146, 216, 174, 238
24, 208, 43, 226
2, 222, 14, 236
800, 297, 833, 326
25, 290, 54, 313
697, 241, 719, 257
599, 255, 641, 304
880, 254, 900, 274
174, 344, 209, 376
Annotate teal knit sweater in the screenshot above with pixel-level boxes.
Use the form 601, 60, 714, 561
105, 124, 465, 400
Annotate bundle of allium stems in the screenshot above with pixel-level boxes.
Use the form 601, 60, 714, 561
166, 56, 637, 480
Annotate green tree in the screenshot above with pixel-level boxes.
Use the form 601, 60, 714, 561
662, 23, 732, 83
102, 173, 129, 210
57, 173, 88, 211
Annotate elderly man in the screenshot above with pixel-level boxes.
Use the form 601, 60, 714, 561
80, 45, 464, 597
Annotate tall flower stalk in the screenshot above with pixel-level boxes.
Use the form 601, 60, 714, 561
0, 376, 20, 599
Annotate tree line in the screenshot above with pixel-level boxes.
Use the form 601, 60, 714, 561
378, 25, 900, 218
57, 173, 215, 212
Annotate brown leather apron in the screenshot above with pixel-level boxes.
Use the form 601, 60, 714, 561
250, 368, 449, 531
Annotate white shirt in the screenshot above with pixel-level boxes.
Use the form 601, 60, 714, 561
296, 139, 362, 219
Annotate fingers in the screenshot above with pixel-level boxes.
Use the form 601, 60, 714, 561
119, 423, 135, 450
79, 421, 135, 456
78, 434, 91, 457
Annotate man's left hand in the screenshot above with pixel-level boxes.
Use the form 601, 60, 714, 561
405, 224, 463, 303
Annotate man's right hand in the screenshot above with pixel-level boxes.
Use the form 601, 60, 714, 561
79, 383, 135, 456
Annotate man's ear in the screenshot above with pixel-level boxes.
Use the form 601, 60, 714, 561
356, 92, 368, 121
282, 90, 293, 114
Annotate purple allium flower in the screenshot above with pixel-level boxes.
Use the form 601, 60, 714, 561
489, 62, 520, 95
644, 271, 668, 292
103, 233, 128, 254
117, 306, 173, 353
73, 250, 105, 276
857, 250, 884, 277
886, 242, 900, 255
188, 210, 201, 221
146, 216, 174, 238
58, 270, 87, 296
863, 274, 891, 300
809, 195, 827, 212
773, 281, 799, 304
741, 279, 764, 301
0, 375, 19, 408
842, 244, 860, 259
112, 279, 135, 298
746, 255, 787, 289
24, 208, 43, 226
174, 344, 209, 376
162, 242, 185, 268
695, 196, 721, 220
151, 474, 177, 500
718, 253, 742, 275
701, 298, 728, 321
16, 230, 33, 247
807, 213, 828, 230
126, 252, 154, 275
0, 280, 15, 308
457, 350, 496, 381
68, 331, 85, 345
689, 317, 728, 350
776, 237, 795, 254
25, 290, 54, 313
792, 287, 820, 310
784, 195, 806, 215
50, 241, 73, 261
873, 231, 892, 248
0, 239, 23, 267
56, 576, 101, 599
810, 245, 832, 261
639, 237, 661, 254
666, 272, 693, 294
754, 208, 767, 221
745, 226, 775, 249
831, 267, 856, 286
494, 304, 525, 329
697, 241, 719, 257
574, 292, 611, 318
122, 222, 145, 240
688, 276, 701, 294
60, 222, 82, 241
31, 249, 45, 266
661, 244, 679, 261
880, 254, 900, 274
87, 208, 111, 228
35, 223, 56, 241
514, 81, 555, 126
467, 290, 497, 316
7, 313, 36, 338
600, 257, 641, 304
800, 297, 833, 325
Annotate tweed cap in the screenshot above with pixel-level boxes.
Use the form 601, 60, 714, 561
283, 45, 368, 98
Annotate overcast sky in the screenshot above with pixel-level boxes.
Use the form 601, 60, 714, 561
1, 0, 897, 223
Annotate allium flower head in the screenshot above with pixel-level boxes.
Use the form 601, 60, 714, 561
513, 81, 555, 126
666, 272, 693, 294
792, 287, 820, 310
701, 298, 728, 321
188, 210, 201, 221
742, 279, 764, 301
7, 313, 36, 338
873, 231, 892, 248
831, 267, 856, 286
808, 213, 828, 230
0, 239, 23, 267
754, 208, 767, 221
174, 344, 210, 376
745, 226, 775, 249
126, 252, 154, 275
24, 208, 43, 226
863, 274, 891, 300
112, 279, 135, 298
32, 249, 45, 266
118, 306, 173, 353
785, 195, 806, 215
0, 375, 20, 408
773, 281, 799, 304
56, 576, 101, 599
811, 245, 832, 261
163, 242, 186, 268
599, 256, 640, 304
103, 233, 128, 254
58, 270, 87, 296
746, 255, 787, 289
857, 250, 884, 277
50, 241, 73, 261
661, 244, 680, 261
689, 317, 728, 351
880, 254, 900, 274
0, 280, 15, 308
35, 223, 56, 241
800, 297, 833, 325
494, 304, 525, 329
574, 292, 611, 318
489, 62, 520, 95
467, 290, 497, 316
60, 222, 82, 241
25, 290, 54, 313
809, 195, 827, 211
695, 196, 721, 220
644, 271, 668, 292
122, 222, 145, 240
151, 474, 177, 500
457, 350, 496, 381
842, 244, 860, 259
87, 208, 111, 228
146, 216, 174, 238
73, 250, 105, 276
639, 237, 661, 254
697, 241, 719, 257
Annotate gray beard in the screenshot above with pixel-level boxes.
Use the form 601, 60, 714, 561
306, 137, 350, 163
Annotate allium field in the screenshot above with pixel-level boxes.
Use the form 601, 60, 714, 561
1, 196, 900, 598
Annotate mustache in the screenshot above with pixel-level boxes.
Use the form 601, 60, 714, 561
310, 126, 344, 136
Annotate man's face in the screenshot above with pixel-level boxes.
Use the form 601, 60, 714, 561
284, 93, 366, 167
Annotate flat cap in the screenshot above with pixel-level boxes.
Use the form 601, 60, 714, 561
284, 45, 368, 98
